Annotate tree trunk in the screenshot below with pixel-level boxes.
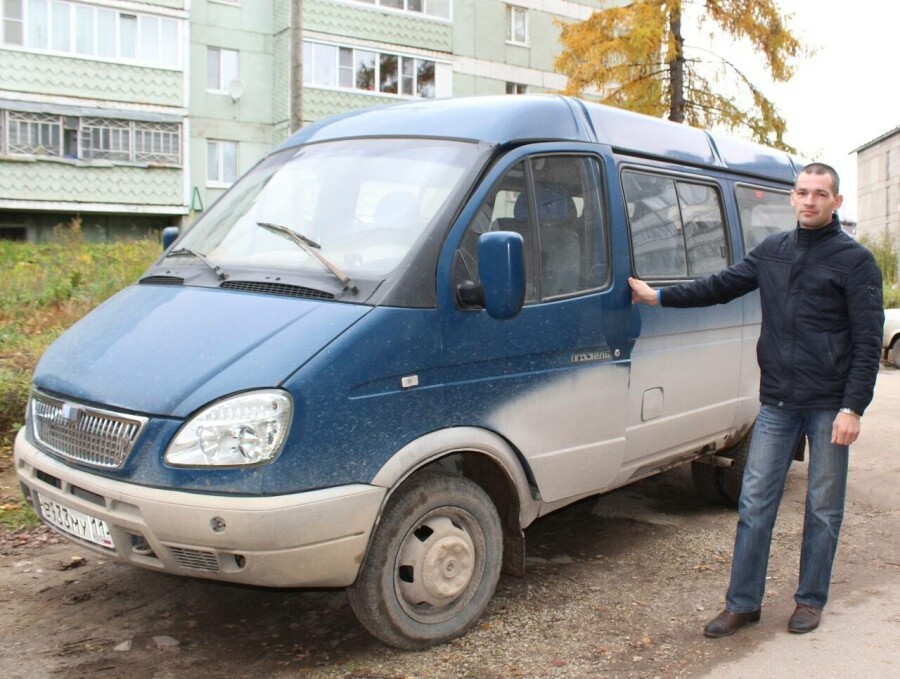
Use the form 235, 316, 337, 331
290, 0, 304, 133
668, 10, 685, 124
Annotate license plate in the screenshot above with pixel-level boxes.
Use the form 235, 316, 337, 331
35, 492, 115, 549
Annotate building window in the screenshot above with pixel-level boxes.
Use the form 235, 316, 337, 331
2, 0, 24, 45
0, 224, 27, 241
81, 117, 131, 161
355, 49, 376, 91
350, 0, 450, 19
207, 140, 238, 186
1, 0, 180, 68
2, 110, 181, 165
207, 47, 239, 92
506, 4, 527, 45
134, 122, 180, 164
506, 82, 526, 95
303, 40, 441, 99
7, 110, 62, 156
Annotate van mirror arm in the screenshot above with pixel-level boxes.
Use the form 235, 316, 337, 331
456, 281, 485, 308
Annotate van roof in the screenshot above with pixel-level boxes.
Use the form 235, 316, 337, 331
279, 94, 802, 183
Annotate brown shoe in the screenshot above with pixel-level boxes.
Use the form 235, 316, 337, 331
703, 609, 761, 638
788, 604, 821, 634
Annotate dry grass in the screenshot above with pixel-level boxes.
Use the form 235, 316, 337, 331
0, 221, 160, 458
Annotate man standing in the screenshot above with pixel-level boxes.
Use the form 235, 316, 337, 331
629, 163, 884, 637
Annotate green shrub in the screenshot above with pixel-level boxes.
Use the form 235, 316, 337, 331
0, 223, 160, 458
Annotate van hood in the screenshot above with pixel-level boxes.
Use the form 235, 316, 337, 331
34, 285, 370, 418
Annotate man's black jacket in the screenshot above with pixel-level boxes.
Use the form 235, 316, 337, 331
659, 217, 884, 415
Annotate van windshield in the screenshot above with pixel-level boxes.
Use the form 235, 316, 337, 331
177, 138, 478, 283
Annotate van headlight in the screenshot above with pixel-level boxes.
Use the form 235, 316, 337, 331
165, 390, 292, 467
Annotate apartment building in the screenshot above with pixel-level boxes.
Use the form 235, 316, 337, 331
2, 0, 606, 240
854, 125, 900, 249
0, 0, 190, 241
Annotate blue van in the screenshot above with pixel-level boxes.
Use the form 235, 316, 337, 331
15, 95, 802, 649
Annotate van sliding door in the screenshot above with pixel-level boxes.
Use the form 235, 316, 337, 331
622, 168, 741, 475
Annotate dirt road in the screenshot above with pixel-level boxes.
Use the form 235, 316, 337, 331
2, 369, 898, 679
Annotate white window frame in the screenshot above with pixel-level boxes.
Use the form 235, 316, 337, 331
505, 4, 528, 46
506, 82, 527, 95
0, 0, 181, 69
2, 0, 25, 45
81, 117, 131, 161
207, 46, 239, 93
6, 110, 62, 156
207, 139, 238, 187
302, 39, 440, 99
1, 110, 181, 165
345, 0, 451, 20
133, 121, 180, 164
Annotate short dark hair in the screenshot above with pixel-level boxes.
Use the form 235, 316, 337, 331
798, 162, 840, 195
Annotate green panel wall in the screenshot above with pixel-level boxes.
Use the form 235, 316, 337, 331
302, 88, 397, 124
452, 73, 553, 98
529, 9, 567, 71
273, 0, 290, 29
272, 0, 291, 128
273, 30, 291, 128
0, 50, 183, 107
0, 161, 184, 207
306, 0, 452, 52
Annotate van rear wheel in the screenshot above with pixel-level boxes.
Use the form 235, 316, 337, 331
718, 431, 751, 506
347, 471, 503, 649
690, 460, 729, 503
892, 341, 900, 369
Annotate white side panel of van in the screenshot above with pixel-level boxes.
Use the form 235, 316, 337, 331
622, 304, 743, 480
485, 363, 629, 503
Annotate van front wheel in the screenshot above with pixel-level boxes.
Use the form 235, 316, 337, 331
347, 471, 503, 649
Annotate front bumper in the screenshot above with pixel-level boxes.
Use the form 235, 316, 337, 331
14, 430, 385, 588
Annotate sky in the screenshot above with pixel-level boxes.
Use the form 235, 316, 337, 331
699, 0, 899, 220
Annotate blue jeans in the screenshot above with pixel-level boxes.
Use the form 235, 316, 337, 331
726, 404, 849, 612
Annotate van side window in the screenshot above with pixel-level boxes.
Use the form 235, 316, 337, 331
454, 155, 608, 306
455, 161, 537, 302
531, 156, 609, 297
623, 171, 728, 279
735, 185, 794, 251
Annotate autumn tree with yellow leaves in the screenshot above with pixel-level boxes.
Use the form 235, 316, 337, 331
556, 0, 807, 151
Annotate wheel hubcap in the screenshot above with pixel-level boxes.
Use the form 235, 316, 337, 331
397, 515, 476, 609
422, 534, 474, 599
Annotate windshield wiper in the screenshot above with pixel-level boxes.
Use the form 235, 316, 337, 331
257, 222, 358, 293
165, 248, 226, 281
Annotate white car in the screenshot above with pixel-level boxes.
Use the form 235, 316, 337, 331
885, 308, 900, 368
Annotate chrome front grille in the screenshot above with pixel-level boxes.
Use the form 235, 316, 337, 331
30, 391, 148, 469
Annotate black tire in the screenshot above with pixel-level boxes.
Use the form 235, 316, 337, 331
892, 340, 900, 369
719, 430, 752, 506
718, 426, 805, 505
347, 471, 503, 650
691, 459, 729, 503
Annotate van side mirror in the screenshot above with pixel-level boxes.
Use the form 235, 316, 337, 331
162, 226, 180, 250
477, 231, 526, 320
